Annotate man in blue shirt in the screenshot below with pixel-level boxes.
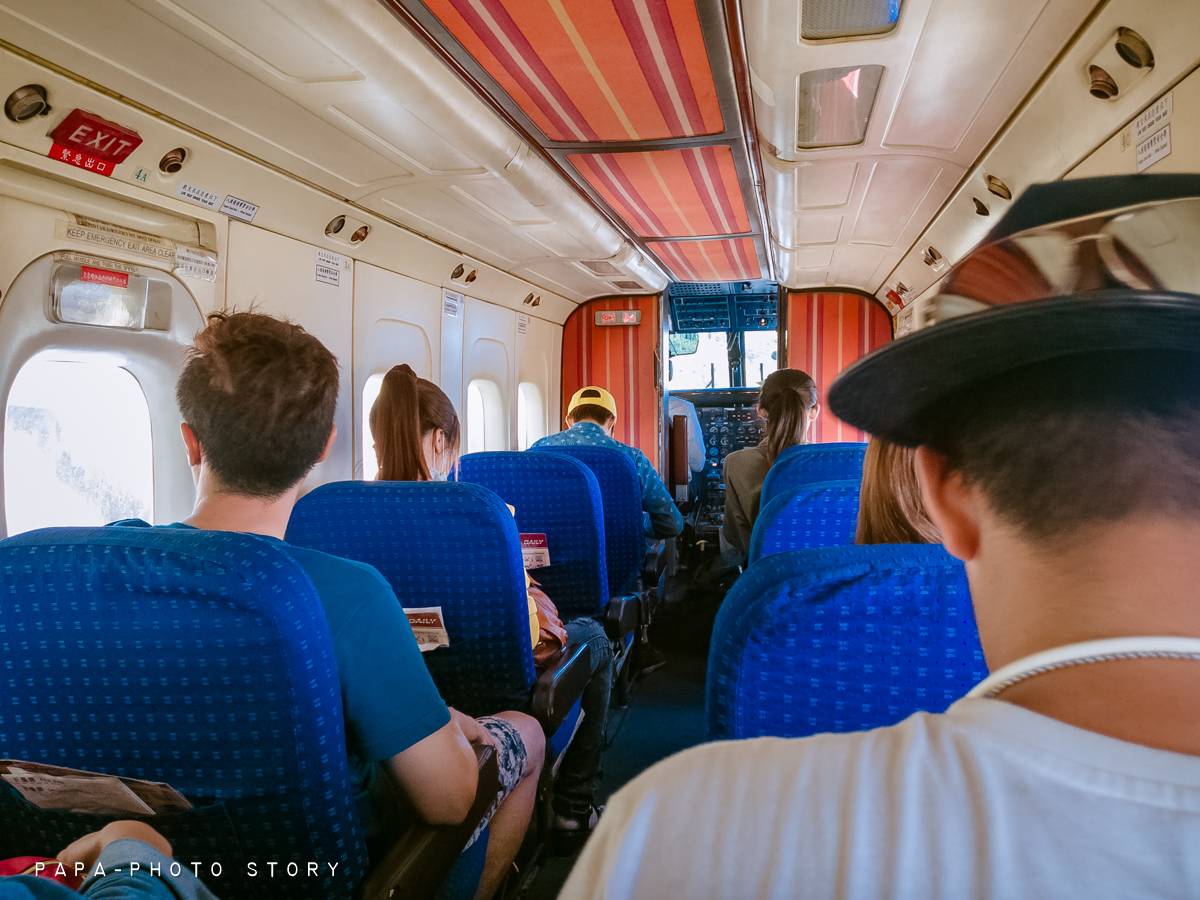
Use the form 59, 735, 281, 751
168, 312, 542, 900
532, 387, 683, 539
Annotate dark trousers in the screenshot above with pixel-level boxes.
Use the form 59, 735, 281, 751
553, 616, 614, 817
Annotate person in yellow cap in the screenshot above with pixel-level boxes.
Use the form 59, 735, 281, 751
532, 386, 683, 540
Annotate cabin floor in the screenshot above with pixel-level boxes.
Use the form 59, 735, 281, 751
525, 574, 716, 898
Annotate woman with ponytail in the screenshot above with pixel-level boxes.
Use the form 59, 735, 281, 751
721, 368, 820, 560
370, 364, 461, 481
369, 364, 612, 852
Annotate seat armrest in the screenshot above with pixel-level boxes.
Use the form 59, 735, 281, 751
604, 593, 640, 643
359, 745, 501, 900
641, 541, 666, 588
530, 640, 592, 737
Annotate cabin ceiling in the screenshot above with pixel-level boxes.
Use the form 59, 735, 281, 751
5, 0, 1180, 314
744, 0, 1099, 299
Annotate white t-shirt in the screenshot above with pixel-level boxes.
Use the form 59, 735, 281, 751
560, 698, 1200, 899
667, 396, 706, 474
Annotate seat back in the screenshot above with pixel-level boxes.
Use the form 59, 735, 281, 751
759, 442, 867, 507
707, 544, 986, 740
748, 480, 861, 563
0, 525, 366, 900
286, 481, 535, 717
533, 445, 644, 596
459, 452, 608, 620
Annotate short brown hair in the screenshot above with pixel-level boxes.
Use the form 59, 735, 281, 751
568, 404, 614, 426
369, 364, 460, 481
856, 437, 941, 545
176, 312, 339, 497
924, 350, 1200, 543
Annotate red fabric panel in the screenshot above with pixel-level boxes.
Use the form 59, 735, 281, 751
561, 296, 662, 465
423, 0, 723, 142
785, 292, 892, 443
569, 146, 750, 238
647, 238, 760, 281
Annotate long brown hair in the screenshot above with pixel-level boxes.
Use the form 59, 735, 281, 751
759, 368, 819, 465
855, 437, 941, 544
369, 364, 460, 481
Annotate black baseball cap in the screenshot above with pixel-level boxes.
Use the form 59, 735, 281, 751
828, 174, 1200, 446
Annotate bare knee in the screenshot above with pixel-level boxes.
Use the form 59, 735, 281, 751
494, 710, 545, 775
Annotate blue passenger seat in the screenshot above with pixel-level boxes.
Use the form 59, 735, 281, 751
531, 445, 644, 597
458, 452, 608, 621
707, 544, 987, 741
0, 525, 436, 900
759, 441, 867, 508
286, 481, 590, 746
747, 479, 861, 564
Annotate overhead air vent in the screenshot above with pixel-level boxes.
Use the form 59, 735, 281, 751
801, 0, 903, 41
797, 66, 885, 148
610, 280, 644, 291
578, 260, 624, 277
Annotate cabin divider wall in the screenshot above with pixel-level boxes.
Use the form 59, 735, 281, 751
561, 296, 662, 468
785, 291, 893, 443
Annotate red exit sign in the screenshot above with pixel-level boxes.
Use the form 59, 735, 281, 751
48, 109, 143, 177
595, 309, 642, 326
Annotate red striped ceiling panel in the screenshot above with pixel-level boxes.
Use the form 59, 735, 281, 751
421, 0, 724, 142
568, 146, 750, 238
649, 238, 760, 281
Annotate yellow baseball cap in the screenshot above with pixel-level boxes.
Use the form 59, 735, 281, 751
567, 386, 618, 421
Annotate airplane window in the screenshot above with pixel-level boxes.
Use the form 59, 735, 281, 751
361, 372, 385, 480
743, 331, 779, 387
517, 382, 544, 450
666, 331, 732, 391
467, 378, 507, 453
4, 357, 153, 535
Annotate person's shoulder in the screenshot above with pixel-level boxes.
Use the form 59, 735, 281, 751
282, 543, 394, 602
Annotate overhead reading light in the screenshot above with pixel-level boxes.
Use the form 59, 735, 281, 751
973, 198, 990, 216
985, 176, 1012, 200
451, 264, 466, 280
1086, 28, 1154, 101
797, 65, 885, 148
464, 269, 477, 283
4, 84, 50, 122
923, 245, 946, 270
531, 296, 541, 307
522, 293, 535, 305
802, 0, 902, 40
326, 216, 346, 236
350, 225, 370, 243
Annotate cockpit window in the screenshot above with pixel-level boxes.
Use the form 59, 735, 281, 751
4, 357, 153, 534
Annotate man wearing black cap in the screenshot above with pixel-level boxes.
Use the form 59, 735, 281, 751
557, 175, 1200, 899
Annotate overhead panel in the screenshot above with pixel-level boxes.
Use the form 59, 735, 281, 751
387, 0, 773, 286
421, 0, 723, 141
649, 238, 761, 281
568, 146, 749, 237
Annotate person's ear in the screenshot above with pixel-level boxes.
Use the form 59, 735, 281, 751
914, 447, 983, 561
317, 425, 337, 464
180, 423, 203, 467
808, 403, 821, 423
433, 429, 446, 457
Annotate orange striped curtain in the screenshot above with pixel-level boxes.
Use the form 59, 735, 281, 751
562, 296, 662, 465
786, 292, 892, 443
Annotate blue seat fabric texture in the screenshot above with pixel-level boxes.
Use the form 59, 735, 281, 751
759, 442, 867, 508
286, 481, 536, 717
0, 526, 366, 900
532, 446, 644, 596
459, 452, 609, 620
707, 544, 987, 741
748, 480, 861, 563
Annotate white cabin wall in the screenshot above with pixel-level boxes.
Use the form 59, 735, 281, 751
462, 296, 517, 453
224, 222, 355, 488
1069, 67, 1200, 178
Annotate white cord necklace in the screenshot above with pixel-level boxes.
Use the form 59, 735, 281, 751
966, 636, 1200, 699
